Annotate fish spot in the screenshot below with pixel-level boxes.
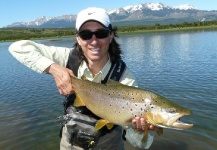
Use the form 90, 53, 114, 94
130, 109, 133, 111
122, 107, 125, 109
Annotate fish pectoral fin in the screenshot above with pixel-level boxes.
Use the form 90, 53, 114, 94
73, 94, 85, 107
141, 123, 150, 142
95, 119, 112, 130
156, 127, 163, 136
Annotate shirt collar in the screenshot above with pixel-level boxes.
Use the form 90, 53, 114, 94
77, 58, 111, 82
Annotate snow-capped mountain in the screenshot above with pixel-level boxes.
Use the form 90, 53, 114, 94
174, 4, 199, 10
5, 3, 217, 28
122, 3, 171, 13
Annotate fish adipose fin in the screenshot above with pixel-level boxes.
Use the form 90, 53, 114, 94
95, 119, 114, 130
74, 94, 86, 107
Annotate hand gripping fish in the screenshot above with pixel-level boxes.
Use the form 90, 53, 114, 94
71, 76, 193, 141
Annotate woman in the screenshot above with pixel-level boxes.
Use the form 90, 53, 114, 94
9, 7, 154, 150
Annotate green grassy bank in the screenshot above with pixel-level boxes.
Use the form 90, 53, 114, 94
1, 20, 217, 42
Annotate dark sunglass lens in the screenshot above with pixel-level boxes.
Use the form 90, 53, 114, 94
95, 29, 110, 39
78, 29, 110, 40
79, 30, 93, 40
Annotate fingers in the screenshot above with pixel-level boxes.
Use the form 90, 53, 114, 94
149, 124, 155, 131
132, 117, 145, 132
67, 68, 76, 77
132, 117, 155, 132
56, 73, 73, 96
57, 70, 74, 96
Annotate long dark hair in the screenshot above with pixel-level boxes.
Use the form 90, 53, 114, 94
73, 25, 122, 64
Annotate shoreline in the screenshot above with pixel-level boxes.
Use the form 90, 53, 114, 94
1, 25, 217, 42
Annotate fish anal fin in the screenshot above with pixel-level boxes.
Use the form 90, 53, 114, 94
73, 94, 85, 107
95, 119, 109, 130
106, 123, 114, 130
156, 127, 163, 136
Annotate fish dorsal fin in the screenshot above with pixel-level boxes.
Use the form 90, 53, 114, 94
73, 94, 86, 107
95, 119, 114, 130
81, 75, 87, 80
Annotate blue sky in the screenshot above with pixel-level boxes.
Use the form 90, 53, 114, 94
1, 0, 216, 28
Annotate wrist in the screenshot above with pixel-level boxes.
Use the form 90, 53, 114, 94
45, 63, 58, 74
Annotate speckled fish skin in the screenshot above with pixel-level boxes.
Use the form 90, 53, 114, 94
72, 77, 193, 130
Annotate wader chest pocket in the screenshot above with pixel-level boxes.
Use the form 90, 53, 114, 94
65, 112, 102, 149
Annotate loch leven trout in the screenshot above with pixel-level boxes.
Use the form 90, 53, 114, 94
72, 76, 193, 141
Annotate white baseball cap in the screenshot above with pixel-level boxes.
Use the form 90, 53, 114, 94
75, 7, 111, 31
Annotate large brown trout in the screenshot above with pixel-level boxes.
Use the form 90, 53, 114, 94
72, 76, 193, 141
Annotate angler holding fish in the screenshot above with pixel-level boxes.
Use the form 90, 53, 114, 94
9, 7, 193, 150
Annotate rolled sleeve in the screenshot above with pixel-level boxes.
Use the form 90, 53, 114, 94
9, 40, 71, 73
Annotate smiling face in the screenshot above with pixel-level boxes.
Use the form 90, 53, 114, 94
76, 21, 114, 65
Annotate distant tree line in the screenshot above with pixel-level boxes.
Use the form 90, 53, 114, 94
117, 20, 217, 32
1, 20, 217, 41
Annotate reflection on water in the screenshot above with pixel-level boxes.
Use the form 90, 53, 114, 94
1, 31, 217, 150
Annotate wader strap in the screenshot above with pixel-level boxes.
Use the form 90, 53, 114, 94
101, 59, 126, 84
110, 59, 126, 82
66, 48, 80, 77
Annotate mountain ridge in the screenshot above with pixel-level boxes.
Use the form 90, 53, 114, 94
5, 3, 217, 28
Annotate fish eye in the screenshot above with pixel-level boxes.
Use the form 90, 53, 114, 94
167, 108, 177, 113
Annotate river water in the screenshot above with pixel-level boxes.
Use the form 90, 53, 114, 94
0, 30, 217, 150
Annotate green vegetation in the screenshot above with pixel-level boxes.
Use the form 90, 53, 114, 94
1, 20, 217, 41
0, 28, 75, 41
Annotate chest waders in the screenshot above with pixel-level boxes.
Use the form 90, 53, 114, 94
60, 49, 126, 149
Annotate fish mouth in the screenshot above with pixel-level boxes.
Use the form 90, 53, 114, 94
158, 111, 193, 130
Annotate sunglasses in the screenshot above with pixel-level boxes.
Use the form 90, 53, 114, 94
78, 29, 111, 40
